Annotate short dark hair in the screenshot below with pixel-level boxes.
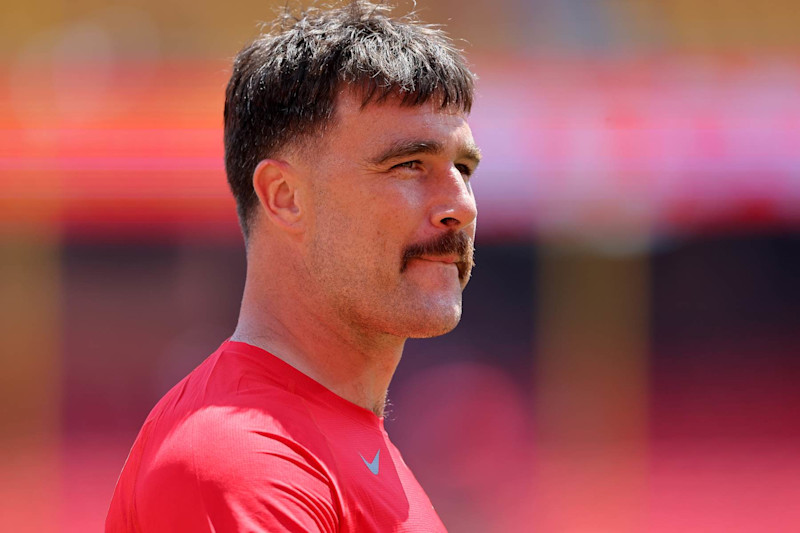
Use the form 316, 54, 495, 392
223, 0, 475, 238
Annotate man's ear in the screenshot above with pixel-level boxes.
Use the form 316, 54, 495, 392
251, 159, 304, 232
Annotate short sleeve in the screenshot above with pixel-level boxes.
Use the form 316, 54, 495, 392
127, 406, 342, 533
196, 429, 340, 533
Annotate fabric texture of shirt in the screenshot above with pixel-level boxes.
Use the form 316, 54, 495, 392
106, 340, 447, 532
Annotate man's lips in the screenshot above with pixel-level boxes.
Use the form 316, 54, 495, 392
399, 230, 473, 281
414, 254, 460, 264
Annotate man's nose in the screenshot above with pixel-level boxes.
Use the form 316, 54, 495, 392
429, 165, 477, 231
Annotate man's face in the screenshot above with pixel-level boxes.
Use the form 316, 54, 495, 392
297, 90, 480, 340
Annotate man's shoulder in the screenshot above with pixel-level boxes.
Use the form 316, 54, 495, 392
128, 345, 338, 499
110, 348, 342, 533
150, 345, 330, 457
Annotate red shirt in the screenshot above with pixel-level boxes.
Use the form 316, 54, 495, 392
107, 340, 446, 532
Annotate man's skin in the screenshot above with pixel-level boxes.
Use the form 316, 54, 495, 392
231, 88, 481, 416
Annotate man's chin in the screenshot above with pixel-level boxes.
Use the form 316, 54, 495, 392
403, 305, 463, 339
407, 323, 459, 339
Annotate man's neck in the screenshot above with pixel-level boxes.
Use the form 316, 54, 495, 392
231, 285, 406, 416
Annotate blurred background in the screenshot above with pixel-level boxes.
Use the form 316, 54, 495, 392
1, 0, 799, 531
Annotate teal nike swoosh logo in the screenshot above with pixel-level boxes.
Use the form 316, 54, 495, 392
359, 450, 380, 475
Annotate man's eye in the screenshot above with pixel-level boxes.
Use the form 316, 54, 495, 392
456, 164, 474, 178
393, 160, 421, 171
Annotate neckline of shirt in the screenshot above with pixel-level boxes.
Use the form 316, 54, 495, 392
222, 339, 386, 431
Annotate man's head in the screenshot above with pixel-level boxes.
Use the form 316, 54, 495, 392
224, 0, 474, 236
225, 1, 479, 339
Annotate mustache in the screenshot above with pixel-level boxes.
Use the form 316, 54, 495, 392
401, 231, 475, 281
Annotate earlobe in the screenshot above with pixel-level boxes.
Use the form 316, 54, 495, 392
252, 159, 303, 231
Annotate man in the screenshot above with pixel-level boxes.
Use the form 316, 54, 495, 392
107, 1, 480, 531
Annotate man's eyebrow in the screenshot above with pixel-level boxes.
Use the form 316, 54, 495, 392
368, 139, 482, 167
460, 143, 483, 167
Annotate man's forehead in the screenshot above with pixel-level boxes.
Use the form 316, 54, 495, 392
334, 86, 469, 121
319, 87, 478, 166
